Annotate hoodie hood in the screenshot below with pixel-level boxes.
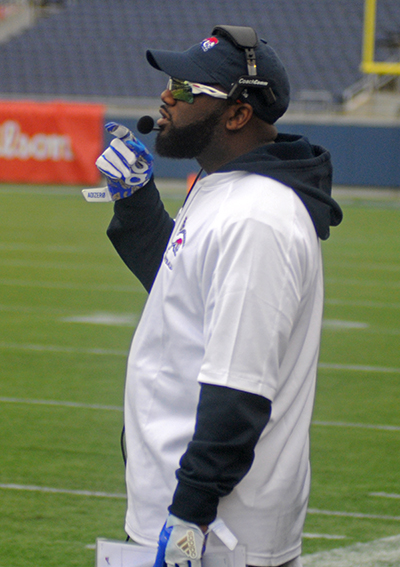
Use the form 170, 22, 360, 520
217, 133, 342, 240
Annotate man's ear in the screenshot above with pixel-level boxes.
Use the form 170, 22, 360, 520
225, 102, 254, 131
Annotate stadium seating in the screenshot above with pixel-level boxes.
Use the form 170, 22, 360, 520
0, 0, 399, 106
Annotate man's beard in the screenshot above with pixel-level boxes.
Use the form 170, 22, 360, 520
155, 107, 225, 159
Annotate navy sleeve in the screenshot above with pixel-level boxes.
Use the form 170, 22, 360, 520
107, 177, 175, 292
169, 384, 271, 525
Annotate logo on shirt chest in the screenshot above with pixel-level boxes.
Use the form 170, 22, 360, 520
163, 217, 187, 271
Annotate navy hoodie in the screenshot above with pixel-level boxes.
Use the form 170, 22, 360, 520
218, 133, 342, 240
108, 134, 342, 291
107, 135, 343, 525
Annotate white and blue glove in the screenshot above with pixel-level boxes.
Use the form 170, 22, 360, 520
153, 514, 238, 567
82, 122, 154, 202
154, 514, 206, 567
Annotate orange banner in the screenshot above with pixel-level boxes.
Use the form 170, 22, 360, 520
0, 101, 105, 184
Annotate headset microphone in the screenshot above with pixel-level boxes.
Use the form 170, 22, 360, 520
137, 115, 160, 134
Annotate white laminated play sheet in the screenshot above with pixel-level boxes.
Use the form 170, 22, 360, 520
96, 538, 246, 567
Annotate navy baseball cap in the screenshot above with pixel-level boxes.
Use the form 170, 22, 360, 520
146, 26, 290, 124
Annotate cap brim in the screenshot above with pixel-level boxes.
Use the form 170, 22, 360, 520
146, 49, 216, 83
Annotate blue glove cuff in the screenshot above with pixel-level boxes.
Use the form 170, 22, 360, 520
153, 521, 172, 567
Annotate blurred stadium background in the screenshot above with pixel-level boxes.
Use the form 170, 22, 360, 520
0, 0, 400, 185
0, 2, 399, 567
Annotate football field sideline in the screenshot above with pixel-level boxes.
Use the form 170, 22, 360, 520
302, 534, 400, 567
1, 184, 399, 566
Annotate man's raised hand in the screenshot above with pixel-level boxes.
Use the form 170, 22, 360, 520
82, 122, 154, 202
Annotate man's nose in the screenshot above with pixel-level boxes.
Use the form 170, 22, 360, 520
161, 88, 176, 105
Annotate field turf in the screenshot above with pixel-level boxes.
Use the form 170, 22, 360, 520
0, 183, 399, 566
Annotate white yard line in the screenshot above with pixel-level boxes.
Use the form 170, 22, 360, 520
0, 258, 118, 271
0, 278, 139, 293
0, 483, 126, 499
325, 298, 400, 309
318, 362, 400, 374
325, 277, 400, 289
313, 421, 400, 432
4, 480, 400, 567
0, 303, 72, 315
0, 242, 91, 253
0, 342, 127, 356
307, 509, 400, 521
322, 326, 400, 336
323, 320, 369, 329
3, 340, 400, 375
326, 261, 400, 273
370, 492, 400, 499
0, 304, 141, 321
61, 313, 138, 326
0, 187, 79, 196
0, 397, 123, 411
303, 533, 347, 540
1, 398, 399, 435
302, 534, 400, 567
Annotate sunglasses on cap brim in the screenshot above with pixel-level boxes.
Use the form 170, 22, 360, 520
167, 77, 228, 103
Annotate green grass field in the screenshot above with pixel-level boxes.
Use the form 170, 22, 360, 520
0, 183, 399, 567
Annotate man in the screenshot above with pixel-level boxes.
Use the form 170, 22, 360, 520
95, 25, 342, 567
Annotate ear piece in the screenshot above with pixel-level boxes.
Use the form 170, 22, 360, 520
212, 25, 277, 107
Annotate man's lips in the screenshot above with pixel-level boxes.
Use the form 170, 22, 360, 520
157, 106, 171, 128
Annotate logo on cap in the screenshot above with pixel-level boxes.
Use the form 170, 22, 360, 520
201, 37, 218, 52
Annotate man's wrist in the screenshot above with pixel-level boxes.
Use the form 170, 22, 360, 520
169, 481, 219, 526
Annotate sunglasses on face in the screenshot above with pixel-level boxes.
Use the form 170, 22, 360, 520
167, 77, 228, 104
